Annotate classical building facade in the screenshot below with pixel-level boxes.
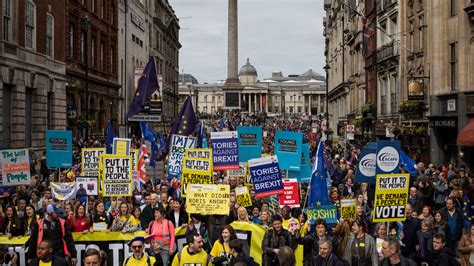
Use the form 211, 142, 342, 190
0, 0, 67, 149
179, 59, 327, 118
66, 0, 120, 138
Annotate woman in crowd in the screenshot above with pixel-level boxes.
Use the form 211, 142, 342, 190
433, 211, 452, 240
22, 204, 37, 236
147, 206, 175, 266
343, 219, 377, 266
458, 223, 474, 266
131, 206, 142, 230
373, 222, 387, 257
166, 198, 187, 228
69, 204, 90, 233
30, 190, 41, 211
186, 213, 210, 249
260, 210, 272, 227
111, 202, 140, 233
418, 205, 434, 224
236, 207, 250, 222
210, 225, 237, 265
90, 201, 112, 231
3, 205, 24, 239
415, 218, 434, 265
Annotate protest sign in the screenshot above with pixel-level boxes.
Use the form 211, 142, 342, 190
340, 198, 357, 220
227, 162, 246, 177
237, 126, 262, 163
185, 148, 213, 160
249, 156, 284, 198
305, 205, 338, 224
274, 131, 303, 171
81, 148, 106, 176
279, 179, 300, 208
235, 186, 252, 208
355, 147, 376, 184
130, 149, 139, 171
373, 174, 410, 222
181, 157, 213, 196
210, 131, 239, 170
75, 177, 98, 196
46, 130, 72, 168
168, 135, 197, 178
289, 143, 311, 182
51, 182, 77, 200
132, 171, 141, 192
186, 184, 230, 215
376, 140, 401, 175
0, 149, 30, 186
268, 195, 280, 215
113, 138, 131, 156
100, 155, 132, 196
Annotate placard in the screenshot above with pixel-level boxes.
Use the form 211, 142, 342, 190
373, 174, 410, 222
51, 182, 76, 200
376, 140, 401, 175
75, 177, 98, 196
237, 126, 262, 163
0, 149, 30, 186
81, 148, 106, 177
181, 157, 213, 196
46, 130, 72, 168
227, 162, 246, 177
130, 149, 139, 171
235, 186, 252, 208
355, 147, 376, 184
274, 131, 303, 171
279, 179, 300, 208
185, 148, 213, 160
168, 135, 197, 178
340, 198, 357, 220
289, 143, 311, 182
100, 155, 132, 196
186, 184, 230, 215
249, 156, 284, 198
112, 138, 131, 156
210, 131, 239, 170
305, 205, 338, 224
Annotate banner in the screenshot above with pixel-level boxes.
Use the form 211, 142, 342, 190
274, 131, 303, 171
279, 179, 300, 208
340, 198, 357, 220
181, 157, 213, 196
112, 138, 131, 156
237, 126, 262, 163
130, 149, 139, 171
81, 148, 106, 176
51, 182, 77, 200
373, 174, 410, 222
210, 131, 239, 170
376, 140, 401, 175
168, 135, 197, 178
186, 184, 230, 215
305, 205, 338, 224
235, 186, 252, 208
100, 155, 132, 196
355, 147, 376, 184
289, 143, 311, 182
249, 156, 284, 198
45, 130, 72, 168
0, 149, 30, 186
76, 177, 98, 196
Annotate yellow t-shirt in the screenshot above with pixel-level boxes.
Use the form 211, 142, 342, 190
172, 245, 212, 266
123, 254, 156, 266
120, 215, 139, 226
282, 217, 300, 230
210, 240, 230, 258
39, 261, 52, 266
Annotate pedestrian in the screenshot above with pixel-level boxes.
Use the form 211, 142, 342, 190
29, 240, 68, 266
379, 236, 417, 266
432, 233, 459, 266
440, 197, 463, 249
123, 236, 157, 266
342, 219, 378, 266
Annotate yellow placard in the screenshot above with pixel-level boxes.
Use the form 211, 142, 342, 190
130, 149, 139, 171
235, 186, 253, 208
100, 154, 133, 197
186, 184, 230, 215
181, 156, 213, 197
340, 198, 357, 220
112, 138, 131, 156
373, 174, 410, 222
185, 148, 213, 160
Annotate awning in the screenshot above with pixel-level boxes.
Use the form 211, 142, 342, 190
457, 118, 474, 146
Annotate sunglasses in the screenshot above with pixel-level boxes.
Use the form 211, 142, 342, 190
131, 245, 143, 249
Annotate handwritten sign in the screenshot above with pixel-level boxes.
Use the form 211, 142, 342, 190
305, 205, 338, 224
340, 198, 357, 220
235, 186, 252, 208
278, 179, 300, 208
186, 184, 230, 215
168, 135, 197, 178
0, 149, 30, 186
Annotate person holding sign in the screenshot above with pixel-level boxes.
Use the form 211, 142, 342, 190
90, 202, 112, 231
342, 219, 378, 266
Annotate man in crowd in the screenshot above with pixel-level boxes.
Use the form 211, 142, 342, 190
401, 203, 419, 259
440, 197, 463, 249
83, 249, 101, 266
140, 193, 160, 229
432, 233, 458, 266
172, 233, 211, 266
311, 239, 345, 266
380, 237, 416, 266
29, 240, 68, 266
123, 237, 156, 266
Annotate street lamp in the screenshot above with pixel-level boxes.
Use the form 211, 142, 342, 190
81, 16, 91, 139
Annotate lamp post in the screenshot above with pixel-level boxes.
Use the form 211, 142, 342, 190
81, 16, 91, 140
323, 64, 331, 131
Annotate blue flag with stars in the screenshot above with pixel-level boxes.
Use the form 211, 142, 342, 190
127, 57, 159, 118
140, 122, 160, 168
170, 96, 197, 137
106, 121, 115, 154
308, 140, 330, 207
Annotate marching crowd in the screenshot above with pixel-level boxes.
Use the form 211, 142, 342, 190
0, 111, 472, 266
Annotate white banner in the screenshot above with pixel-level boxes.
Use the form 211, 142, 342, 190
51, 182, 77, 200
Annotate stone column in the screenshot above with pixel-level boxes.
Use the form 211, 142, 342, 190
309, 94, 312, 115
225, 0, 240, 85
247, 94, 251, 112
259, 93, 263, 112
253, 93, 257, 113
265, 94, 269, 113
318, 94, 321, 114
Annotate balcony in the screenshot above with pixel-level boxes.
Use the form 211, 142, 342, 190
376, 41, 399, 63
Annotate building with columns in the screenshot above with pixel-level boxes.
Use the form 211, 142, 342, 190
179, 59, 327, 117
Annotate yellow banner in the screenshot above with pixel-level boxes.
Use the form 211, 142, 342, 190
186, 184, 230, 215
373, 174, 410, 222
235, 186, 252, 208
340, 198, 357, 220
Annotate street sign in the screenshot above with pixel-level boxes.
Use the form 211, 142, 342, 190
346, 124, 355, 133
128, 115, 162, 122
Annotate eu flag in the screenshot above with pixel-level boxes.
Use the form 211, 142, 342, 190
127, 57, 159, 118
106, 121, 115, 154
170, 96, 197, 136
400, 150, 417, 175
308, 141, 330, 207
140, 122, 159, 168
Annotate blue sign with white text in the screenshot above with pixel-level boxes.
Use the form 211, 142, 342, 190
211, 131, 239, 170
46, 130, 72, 168
355, 147, 376, 184
249, 156, 284, 198
289, 143, 311, 182
376, 140, 401, 175
237, 126, 262, 163
274, 131, 303, 171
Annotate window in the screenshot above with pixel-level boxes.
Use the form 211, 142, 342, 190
132, 34, 135, 42
91, 36, 96, 67
379, 22, 387, 46
47, 92, 53, 129
289, 106, 294, 113
418, 16, 424, 52
80, 31, 85, 63
69, 24, 74, 58
100, 42, 104, 69
46, 14, 54, 57
3, 0, 11, 41
390, 74, 398, 114
450, 42, 457, 91
298, 106, 302, 113
450, 0, 456, 16
25, 0, 36, 49
109, 47, 113, 73
380, 78, 388, 115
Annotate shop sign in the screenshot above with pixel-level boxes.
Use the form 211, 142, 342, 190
428, 117, 457, 128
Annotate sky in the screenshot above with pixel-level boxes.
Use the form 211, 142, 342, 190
172, 0, 326, 84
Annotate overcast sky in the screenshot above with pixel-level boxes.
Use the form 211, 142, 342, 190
172, 0, 326, 84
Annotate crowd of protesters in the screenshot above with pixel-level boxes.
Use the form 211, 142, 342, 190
0, 110, 472, 266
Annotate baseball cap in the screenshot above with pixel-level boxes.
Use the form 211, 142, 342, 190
127, 236, 145, 246
46, 204, 56, 214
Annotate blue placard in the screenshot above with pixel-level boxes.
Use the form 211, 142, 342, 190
237, 126, 262, 163
305, 205, 338, 224
289, 143, 311, 182
210, 131, 239, 170
248, 156, 284, 198
376, 140, 401, 175
274, 131, 303, 171
355, 147, 376, 184
46, 130, 72, 168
